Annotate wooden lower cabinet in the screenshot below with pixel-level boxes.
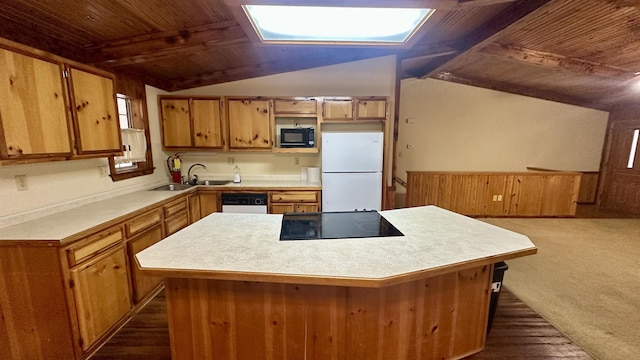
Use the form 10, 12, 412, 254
270, 203, 318, 214
188, 193, 202, 223
69, 245, 131, 351
199, 192, 220, 218
164, 264, 491, 359
127, 225, 164, 303
269, 190, 320, 214
164, 197, 189, 235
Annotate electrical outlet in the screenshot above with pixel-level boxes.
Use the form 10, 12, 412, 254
98, 165, 109, 177
406, 144, 415, 149
497, 194, 503, 201
15, 175, 28, 191
227, 157, 235, 165
294, 157, 299, 165
492, 195, 498, 202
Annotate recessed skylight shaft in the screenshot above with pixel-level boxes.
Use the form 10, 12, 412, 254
243, 5, 434, 44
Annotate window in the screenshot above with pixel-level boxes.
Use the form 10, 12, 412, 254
115, 95, 137, 170
242, 5, 435, 45
108, 79, 154, 181
627, 129, 639, 169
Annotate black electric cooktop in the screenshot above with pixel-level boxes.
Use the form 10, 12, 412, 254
279, 210, 404, 241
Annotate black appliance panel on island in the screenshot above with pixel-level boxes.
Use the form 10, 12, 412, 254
279, 210, 404, 241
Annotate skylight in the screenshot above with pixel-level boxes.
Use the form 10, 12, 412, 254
243, 5, 435, 44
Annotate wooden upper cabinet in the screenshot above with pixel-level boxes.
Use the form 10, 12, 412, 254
227, 98, 271, 149
160, 98, 191, 147
160, 97, 225, 149
68, 67, 121, 154
192, 99, 224, 148
0, 48, 72, 159
323, 99, 354, 120
356, 99, 387, 120
274, 99, 317, 114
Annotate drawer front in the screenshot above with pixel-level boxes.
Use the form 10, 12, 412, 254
164, 198, 188, 218
165, 213, 189, 236
271, 191, 318, 203
67, 226, 123, 267
274, 99, 316, 114
125, 210, 162, 238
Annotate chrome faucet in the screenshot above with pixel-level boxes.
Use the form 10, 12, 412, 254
187, 163, 207, 185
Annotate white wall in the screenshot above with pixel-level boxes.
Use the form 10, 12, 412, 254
0, 86, 170, 226
397, 78, 609, 181
165, 56, 397, 180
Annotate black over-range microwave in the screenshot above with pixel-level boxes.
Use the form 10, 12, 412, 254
280, 127, 315, 148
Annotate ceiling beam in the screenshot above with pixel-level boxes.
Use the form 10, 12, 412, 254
414, 0, 552, 79
88, 22, 248, 67
480, 43, 635, 79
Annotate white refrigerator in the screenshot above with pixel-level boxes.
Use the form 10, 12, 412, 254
322, 132, 384, 212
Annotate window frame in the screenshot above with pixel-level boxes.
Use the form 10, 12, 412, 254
108, 92, 154, 181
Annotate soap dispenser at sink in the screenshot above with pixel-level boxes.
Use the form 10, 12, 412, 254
233, 165, 241, 183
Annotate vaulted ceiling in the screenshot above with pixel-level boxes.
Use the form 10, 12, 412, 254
1, 0, 639, 111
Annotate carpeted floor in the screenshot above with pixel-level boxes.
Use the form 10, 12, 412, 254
482, 218, 640, 360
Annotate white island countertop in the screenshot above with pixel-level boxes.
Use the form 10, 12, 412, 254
136, 206, 537, 287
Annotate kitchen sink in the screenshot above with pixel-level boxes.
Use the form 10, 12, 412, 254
150, 184, 194, 191
198, 180, 232, 185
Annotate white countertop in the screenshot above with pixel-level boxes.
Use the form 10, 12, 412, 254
0, 180, 321, 242
136, 206, 536, 284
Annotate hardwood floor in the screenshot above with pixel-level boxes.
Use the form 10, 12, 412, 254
91, 287, 592, 359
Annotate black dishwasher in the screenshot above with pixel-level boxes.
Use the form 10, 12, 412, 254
221, 193, 268, 214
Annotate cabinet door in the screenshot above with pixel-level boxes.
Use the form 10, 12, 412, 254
127, 225, 163, 303
270, 203, 294, 214
0, 48, 72, 158
192, 99, 224, 148
294, 204, 319, 213
227, 99, 271, 149
189, 194, 201, 223
274, 99, 317, 114
323, 100, 354, 120
356, 100, 387, 120
69, 67, 121, 154
200, 192, 220, 218
161, 98, 192, 147
70, 245, 131, 351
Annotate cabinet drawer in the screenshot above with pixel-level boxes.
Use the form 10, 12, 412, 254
125, 210, 162, 237
67, 226, 123, 267
164, 198, 188, 218
270, 191, 318, 203
274, 99, 316, 114
165, 213, 189, 236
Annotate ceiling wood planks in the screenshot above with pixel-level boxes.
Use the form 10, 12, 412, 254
0, 0, 639, 109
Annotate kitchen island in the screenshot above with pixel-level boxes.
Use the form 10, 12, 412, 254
137, 206, 536, 360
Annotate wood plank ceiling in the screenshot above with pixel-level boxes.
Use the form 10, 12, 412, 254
0, 0, 639, 110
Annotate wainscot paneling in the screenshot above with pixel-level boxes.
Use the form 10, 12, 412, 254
405, 171, 581, 217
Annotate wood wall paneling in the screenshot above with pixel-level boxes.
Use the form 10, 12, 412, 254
164, 264, 490, 359
406, 172, 580, 217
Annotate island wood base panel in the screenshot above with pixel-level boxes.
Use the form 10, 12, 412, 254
165, 264, 492, 360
